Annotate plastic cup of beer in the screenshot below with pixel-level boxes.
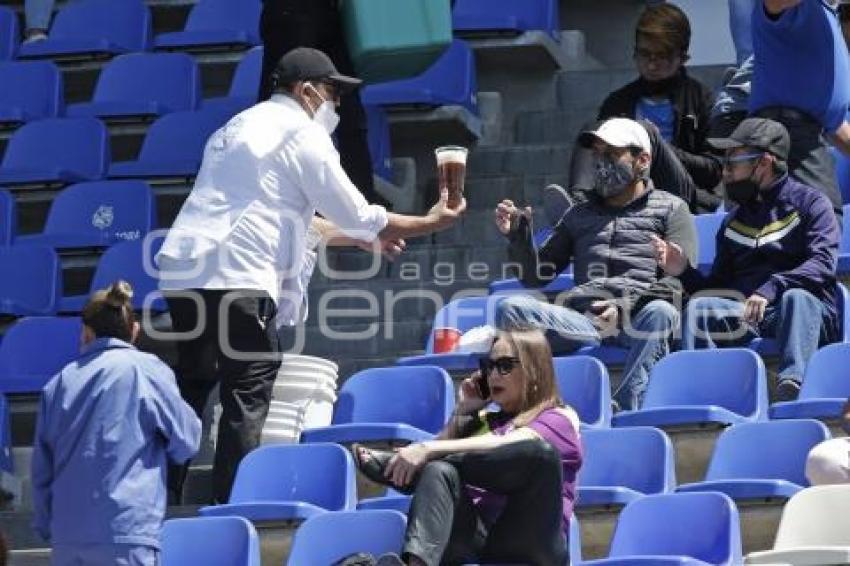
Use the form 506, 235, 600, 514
435, 145, 468, 209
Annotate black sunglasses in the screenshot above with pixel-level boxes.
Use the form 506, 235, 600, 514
479, 356, 521, 376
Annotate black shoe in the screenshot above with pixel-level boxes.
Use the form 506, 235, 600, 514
775, 379, 801, 402
351, 444, 415, 495
543, 184, 573, 226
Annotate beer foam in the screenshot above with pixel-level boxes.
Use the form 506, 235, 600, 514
436, 148, 467, 164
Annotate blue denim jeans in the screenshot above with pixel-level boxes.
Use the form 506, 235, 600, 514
682, 289, 829, 384
728, 0, 755, 65
495, 296, 679, 411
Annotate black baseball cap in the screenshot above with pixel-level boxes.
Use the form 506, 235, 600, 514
273, 47, 362, 93
707, 117, 791, 161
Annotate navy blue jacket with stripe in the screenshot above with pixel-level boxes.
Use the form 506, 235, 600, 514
680, 173, 841, 339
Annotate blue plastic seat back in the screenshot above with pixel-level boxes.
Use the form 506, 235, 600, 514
183, 0, 261, 42
332, 366, 454, 434
228, 46, 263, 98
287, 510, 406, 566
609, 492, 742, 564
228, 444, 357, 511
43, 180, 156, 243
798, 343, 850, 399
0, 7, 17, 60
0, 189, 15, 245
161, 516, 260, 566
363, 39, 478, 114
90, 53, 200, 112
553, 356, 611, 427
452, 0, 560, 41
136, 107, 236, 164
0, 317, 82, 391
0, 246, 61, 315
366, 105, 393, 181
47, 0, 152, 51
1, 117, 109, 181
579, 427, 676, 495
641, 349, 768, 420
0, 61, 64, 122
425, 295, 503, 353
88, 239, 162, 311
705, 420, 830, 486
694, 212, 724, 273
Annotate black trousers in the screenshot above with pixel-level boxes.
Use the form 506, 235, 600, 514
403, 439, 567, 566
258, 0, 388, 207
164, 289, 281, 504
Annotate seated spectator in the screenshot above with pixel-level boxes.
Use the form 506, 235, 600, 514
806, 399, 850, 485
749, 0, 850, 216
31, 281, 201, 565
22, 0, 70, 43
498, 118, 696, 411
353, 329, 581, 566
654, 118, 841, 402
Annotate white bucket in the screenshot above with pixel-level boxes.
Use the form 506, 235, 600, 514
263, 357, 339, 440
280, 354, 338, 374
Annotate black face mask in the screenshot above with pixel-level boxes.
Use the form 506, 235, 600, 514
725, 164, 761, 205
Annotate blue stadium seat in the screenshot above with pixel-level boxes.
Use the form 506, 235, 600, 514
161, 517, 260, 566
677, 420, 829, 500
0, 118, 109, 186
452, 0, 560, 41
771, 342, 850, 419
581, 492, 742, 566
300, 366, 454, 444
839, 205, 850, 276
0, 246, 61, 316
199, 443, 357, 521
749, 282, 850, 355
356, 487, 411, 513
203, 46, 263, 112
362, 39, 478, 115
0, 7, 17, 61
695, 212, 724, 275
554, 356, 612, 428
286, 510, 406, 566
488, 272, 575, 295
0, 317, 82, 393
577, 427, 675, 508
366, 105, 393, 182
397, 295, 504, 370
66, 53, 200, 120
17, 0, 151, 60
612, 349, 768, 428
835, 147, 850, 205
0, 189, 15, 245
0, 61, 64, 125
59, 238, 166, 313
154, 0, 261, 51
15, 181, 156, 249
109, 108, 235, 179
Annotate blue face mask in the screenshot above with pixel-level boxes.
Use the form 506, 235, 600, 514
594, 157, 636, 198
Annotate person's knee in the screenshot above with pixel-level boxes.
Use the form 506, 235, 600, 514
780, 288, 818, 309
806, 438, 850, 486
634, 300, 679, 331
495, 295, 540, 330
419, 460, 461, 491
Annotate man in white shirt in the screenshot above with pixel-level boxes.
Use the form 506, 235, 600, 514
157, 47, 465, 504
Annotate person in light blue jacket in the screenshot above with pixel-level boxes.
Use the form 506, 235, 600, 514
31, 281, 201, 566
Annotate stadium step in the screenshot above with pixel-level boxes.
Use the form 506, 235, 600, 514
466, 144, 573, 179
464, 173, 570, 210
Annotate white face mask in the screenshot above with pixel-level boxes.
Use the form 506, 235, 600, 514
305, 83, 340, 135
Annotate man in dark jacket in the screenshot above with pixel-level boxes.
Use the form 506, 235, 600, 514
654, 118, 841, 402
553, 3, 722, 218
495, 118, 697, 411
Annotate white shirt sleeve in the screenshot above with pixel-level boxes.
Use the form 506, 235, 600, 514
295, 130, 388, 242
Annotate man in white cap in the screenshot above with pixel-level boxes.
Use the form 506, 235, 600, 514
493, 117, 696, 411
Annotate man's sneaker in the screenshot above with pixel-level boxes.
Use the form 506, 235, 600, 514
542, 184, 573, 226
23, 30, 48, 44
775, 379, 801, 402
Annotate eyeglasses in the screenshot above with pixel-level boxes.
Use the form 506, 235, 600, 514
634, 47, 679, 64
722, 153, 763, 169
479, 356, 521, 376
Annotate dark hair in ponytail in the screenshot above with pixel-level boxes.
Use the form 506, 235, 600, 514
81, 280, 136, 342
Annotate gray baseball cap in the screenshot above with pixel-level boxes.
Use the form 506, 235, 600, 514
707, 117, 791, 161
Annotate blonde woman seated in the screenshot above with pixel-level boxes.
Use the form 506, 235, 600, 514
354, 329, 583, 566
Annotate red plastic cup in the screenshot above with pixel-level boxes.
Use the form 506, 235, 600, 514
433, 327, 462, 354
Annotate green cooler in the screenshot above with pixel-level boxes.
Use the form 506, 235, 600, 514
340, 0, 452, 84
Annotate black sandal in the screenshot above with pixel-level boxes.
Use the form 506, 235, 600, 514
351, 443, 414, 495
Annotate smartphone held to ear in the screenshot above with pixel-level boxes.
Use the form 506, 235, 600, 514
474, 373, 490, 399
